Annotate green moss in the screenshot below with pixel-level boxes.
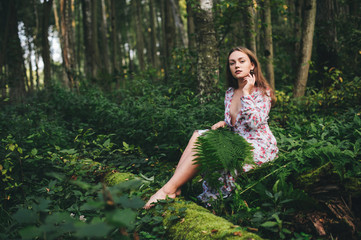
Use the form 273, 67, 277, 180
104, 172, 135, 186
296, 162, 335, 188
163, 200, 264, 240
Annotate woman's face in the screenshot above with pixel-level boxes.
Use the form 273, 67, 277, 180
228, 50, 254, 80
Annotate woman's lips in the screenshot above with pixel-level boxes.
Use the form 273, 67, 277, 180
235, 70, 241, 74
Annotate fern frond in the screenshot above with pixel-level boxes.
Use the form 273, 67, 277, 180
193, 128, 254, 188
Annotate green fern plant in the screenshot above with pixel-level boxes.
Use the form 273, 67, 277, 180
193, 128, 254, 188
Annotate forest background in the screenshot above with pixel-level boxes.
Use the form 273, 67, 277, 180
1, 0, 361, 239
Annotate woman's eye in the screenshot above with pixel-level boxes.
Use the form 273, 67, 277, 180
230, 62, 234, 65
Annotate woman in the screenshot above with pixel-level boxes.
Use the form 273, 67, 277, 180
144, 46, 278, 208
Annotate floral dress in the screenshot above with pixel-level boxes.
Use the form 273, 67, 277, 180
197, 87, 279, 203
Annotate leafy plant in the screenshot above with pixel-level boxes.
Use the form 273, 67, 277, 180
193, 127, 254, 188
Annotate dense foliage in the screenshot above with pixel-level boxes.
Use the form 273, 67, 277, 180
1, 69, 361, 239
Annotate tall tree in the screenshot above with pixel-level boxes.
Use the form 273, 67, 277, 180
109, 0, 119, 74
7, 0, 27, 101
148, 0, 159, 68
170, 0, 187, 48
161, 0, 176, 78
41, 0, 53, 88
132, 0, 145, 69
195, 0, 219, 97
100, 0, 111, 74
263, 0, 275, 89
293, 0, 317, 97
186, 0, 196, 51
243, 0, 257, 54
60, 0, 77, 89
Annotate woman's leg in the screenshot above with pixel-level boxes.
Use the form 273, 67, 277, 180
144, 131, 200, 208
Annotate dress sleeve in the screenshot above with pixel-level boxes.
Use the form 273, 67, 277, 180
240, 91, 271, 130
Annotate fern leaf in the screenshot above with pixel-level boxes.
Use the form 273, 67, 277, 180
193, 128, 254, 188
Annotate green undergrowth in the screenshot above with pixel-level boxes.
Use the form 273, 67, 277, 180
1, 71, 361, 239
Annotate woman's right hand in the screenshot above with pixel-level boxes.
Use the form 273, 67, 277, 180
211, 121, 227, 130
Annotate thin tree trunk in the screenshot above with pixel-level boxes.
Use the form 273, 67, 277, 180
110, 0, 119, 74
263, 0, 275, 89
149, 0, 159, 68
81, 0, 93, 79
100, 0, 111, 74
41, 0, 53, 88
133, 0, 145, 69
0, 1, 12, 99
162, 0, 176, 79
186, 0, 196, 51
92, 0, 100, 78
7, 1, 26, 101
60, 0, 76, 90
293, 0, 317, 98
195, 0, 219, 97
170, 0, 187, 48
243, 0, 257, 54
26, 36, 34, 92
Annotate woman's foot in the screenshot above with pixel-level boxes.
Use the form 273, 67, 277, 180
144, 188, 181, 209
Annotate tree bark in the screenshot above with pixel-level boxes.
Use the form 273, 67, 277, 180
81, 0, 93, 79
100, 0, 111, 74
109, 0, 118, 74
132, 0, 145, 69
162, 0, 176, 79
293, 0, 317, 98
195, 0, 219, 97
263, 0, 275, 90
243, 0, 257, 54
7, 1, 26, 101
186, 0, 196, 51
60, 0, 77, 90
170, 0, 187, 48
293, 0, 304, 68
41, 0, 53, 88
149, 0, 159, 69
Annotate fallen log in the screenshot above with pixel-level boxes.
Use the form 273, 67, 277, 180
104, 171, 264, 240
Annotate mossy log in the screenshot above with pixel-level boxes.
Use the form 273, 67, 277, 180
103, 171, 264, 240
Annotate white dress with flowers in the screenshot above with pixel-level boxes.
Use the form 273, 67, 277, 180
197, 87, 278, 203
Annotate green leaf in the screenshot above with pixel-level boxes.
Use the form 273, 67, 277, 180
74, 222, 112, 238
19, 226, 42, 240
31, 148, 38, 156
107, 208, 137, 229
260, 221, 278, 228
13, 209, 37, 224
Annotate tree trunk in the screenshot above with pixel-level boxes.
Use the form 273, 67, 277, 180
41, 0, 53, 88
263, 0, 275, 90
186, 0, 196, 51
91, 0, 101, 79
7, 1, 26, 101
100, 0, 111, 74
243, 0, 257, 54
110, 0, 119, 74
293, 0, 317, 98
162, 0, 176, 79
149, 0, 159, 69
170, 0, 187, 48
60, 0, 77, 90
26, 35, 34, 92
195, 0, 219, 97
132, 0, 145, 69
81, 0, 93, 79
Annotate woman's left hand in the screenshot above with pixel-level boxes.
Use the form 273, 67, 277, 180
242, 73, 255, 95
